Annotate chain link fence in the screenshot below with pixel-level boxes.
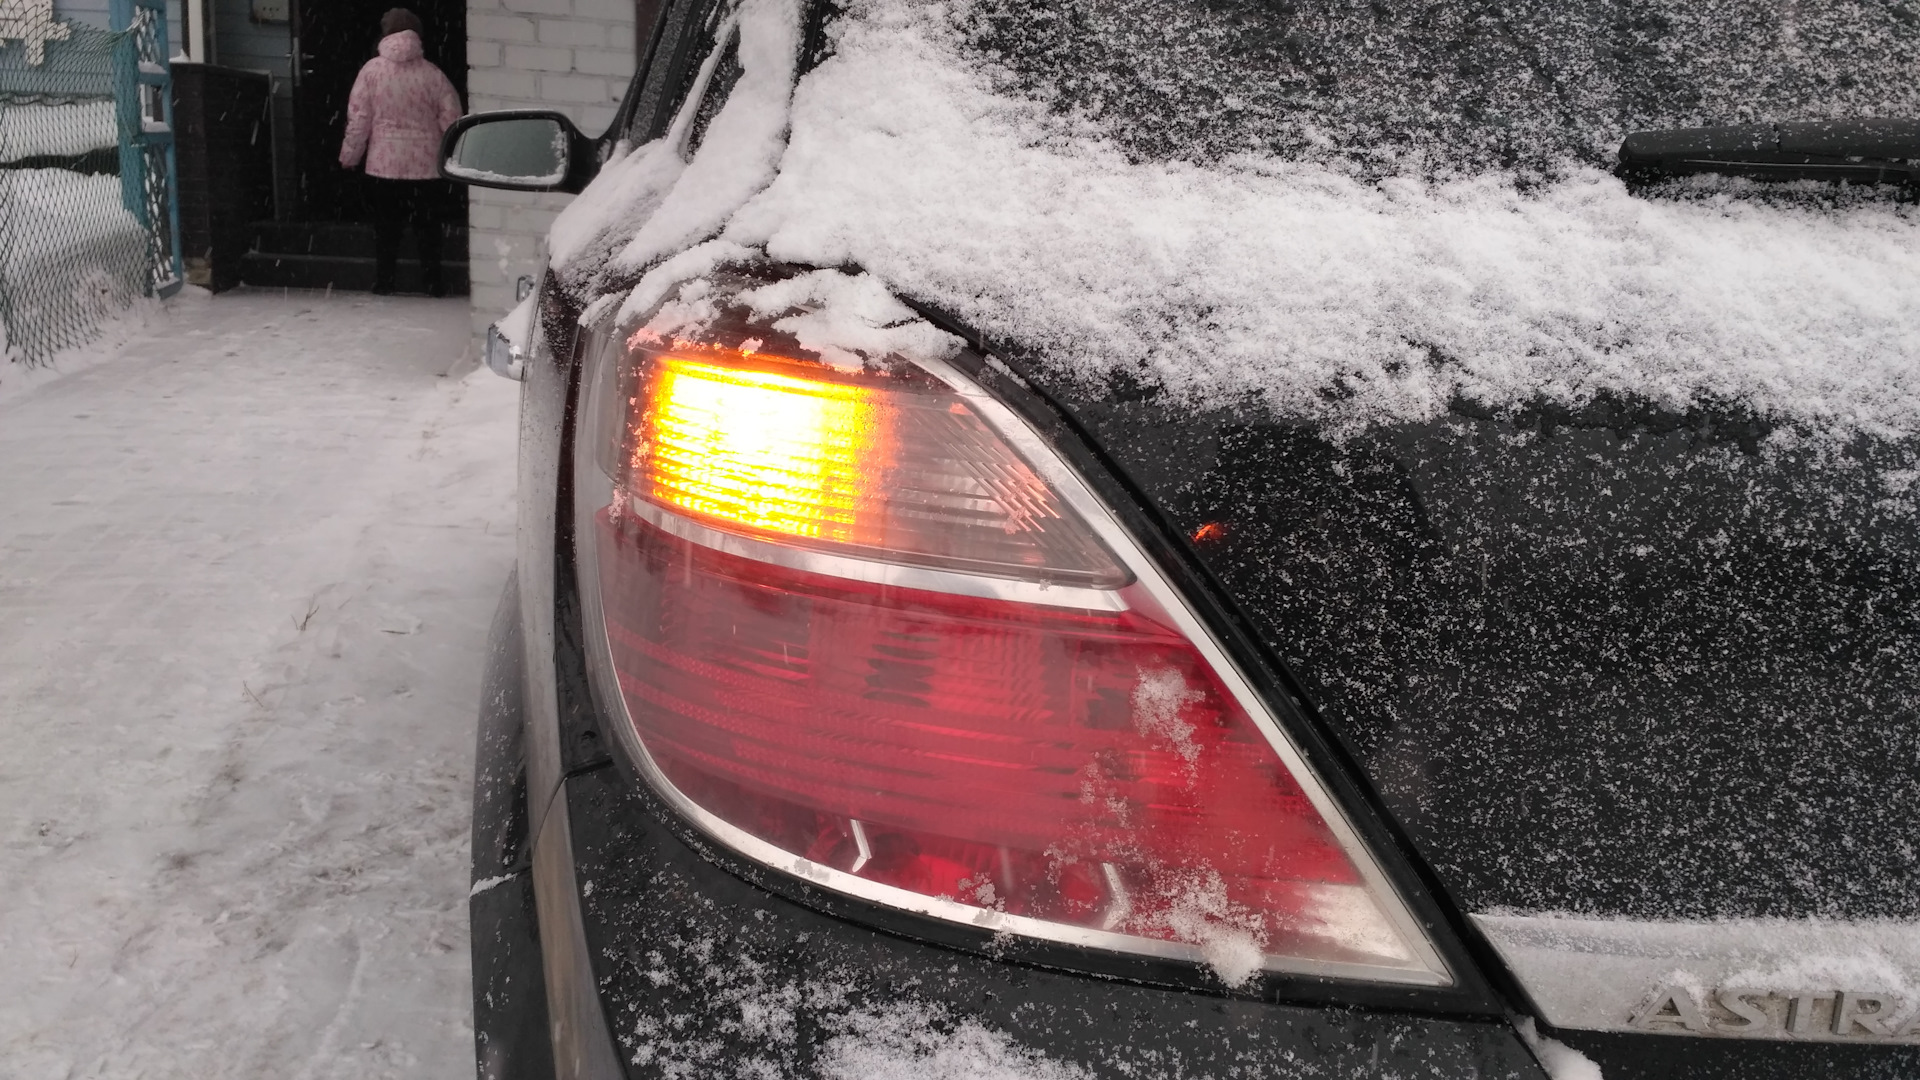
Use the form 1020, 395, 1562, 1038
1, 0, 180, 366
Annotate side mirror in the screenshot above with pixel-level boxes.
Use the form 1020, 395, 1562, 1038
440, 110, 598, 193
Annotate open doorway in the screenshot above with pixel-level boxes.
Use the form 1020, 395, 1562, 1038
291, 0, 466, 221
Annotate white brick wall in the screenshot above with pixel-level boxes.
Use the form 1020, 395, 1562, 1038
465, 0, 636, 340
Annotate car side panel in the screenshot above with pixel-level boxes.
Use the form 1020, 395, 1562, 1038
519, 283, 627, 1079
471, 572, 558, 1080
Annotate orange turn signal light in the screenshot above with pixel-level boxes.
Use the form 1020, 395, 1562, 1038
621, 344, 1128, 586
637, 353, 889, 544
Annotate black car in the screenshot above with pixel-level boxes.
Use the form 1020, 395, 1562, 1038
445, 1, 1920, 1077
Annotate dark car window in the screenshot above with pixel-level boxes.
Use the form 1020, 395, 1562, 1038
962, 0, 1920, 177
683, 28, 744, 156
626, 0, 726, 144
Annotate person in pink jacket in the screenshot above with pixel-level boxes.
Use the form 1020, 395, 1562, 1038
338, 9, 462, 296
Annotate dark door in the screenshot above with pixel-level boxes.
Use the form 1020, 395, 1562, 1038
291, 0, 467, 220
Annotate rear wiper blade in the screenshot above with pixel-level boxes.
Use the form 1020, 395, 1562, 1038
1617, 118, 1920, 186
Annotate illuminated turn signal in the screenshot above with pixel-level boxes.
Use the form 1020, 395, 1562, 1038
641, 355, 887, 543
622, 347, 1128, 587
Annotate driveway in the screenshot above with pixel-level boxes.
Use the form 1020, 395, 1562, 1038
0, 290, 518, 1079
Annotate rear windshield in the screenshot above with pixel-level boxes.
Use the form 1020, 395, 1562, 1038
962, 0, 1920, 176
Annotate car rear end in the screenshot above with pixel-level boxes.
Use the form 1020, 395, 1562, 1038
464, 1, 1920, 1076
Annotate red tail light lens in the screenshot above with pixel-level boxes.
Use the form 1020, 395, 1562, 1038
578, 323, 1448, 987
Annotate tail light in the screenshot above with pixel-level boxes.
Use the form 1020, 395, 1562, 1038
574, 287, 1449, 987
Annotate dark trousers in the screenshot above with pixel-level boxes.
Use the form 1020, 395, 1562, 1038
367, 176, 445, 295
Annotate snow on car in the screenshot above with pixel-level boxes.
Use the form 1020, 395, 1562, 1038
443, 1, 1920, 1077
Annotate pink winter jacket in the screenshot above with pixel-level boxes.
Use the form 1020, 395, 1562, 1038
338, 31, 461, 180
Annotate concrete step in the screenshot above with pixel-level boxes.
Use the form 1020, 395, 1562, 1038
248, 220, 470, 263
238, 251, 470, 296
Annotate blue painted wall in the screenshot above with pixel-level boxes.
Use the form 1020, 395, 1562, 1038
51, 0, 183, 50
213, 0, 289, 79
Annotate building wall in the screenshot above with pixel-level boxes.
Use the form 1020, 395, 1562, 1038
51, 0, 112, 29
465, 0, 634, 339
208, 0, 294, 218
52, 0, 183, 46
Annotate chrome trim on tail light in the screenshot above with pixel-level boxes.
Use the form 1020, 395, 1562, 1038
622, 498, 1131, 612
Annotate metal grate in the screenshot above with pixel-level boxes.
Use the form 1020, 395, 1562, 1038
115, 0, 181, 298
0, 0, 179, 366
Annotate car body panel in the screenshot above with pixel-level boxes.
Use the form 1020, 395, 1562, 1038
461, 0, 1920, 1074
997, 380, 1920, 1076
1549, 1029, 1920, 1080
471, 573, 558, 1080
562, 751, 1553, 1080
1030, 391, 1920, 924
510, 281, 628, 1080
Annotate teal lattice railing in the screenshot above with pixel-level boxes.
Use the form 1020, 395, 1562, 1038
0, 0, 180, 365
111, 0, 181, 299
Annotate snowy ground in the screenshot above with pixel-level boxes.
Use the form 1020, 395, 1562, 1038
0, 290, 519, 1079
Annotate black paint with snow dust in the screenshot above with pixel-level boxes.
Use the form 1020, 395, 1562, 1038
565, 761, 1548, 1080
960, 0, 1920, 178
1046, 384, 1920, 923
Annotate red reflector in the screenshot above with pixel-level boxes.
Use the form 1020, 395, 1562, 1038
599, 509, 1381, 961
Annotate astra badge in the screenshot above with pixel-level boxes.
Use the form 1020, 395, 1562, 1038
1631, 984, 1920, 1040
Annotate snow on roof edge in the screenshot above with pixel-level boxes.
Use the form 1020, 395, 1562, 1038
556, 0, 1920, 445
706, 0, 1920, 443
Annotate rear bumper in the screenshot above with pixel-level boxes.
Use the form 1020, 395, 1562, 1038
560, 752, 1550, 1079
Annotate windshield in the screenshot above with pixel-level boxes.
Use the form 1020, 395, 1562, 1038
963, 0, 1920, 177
